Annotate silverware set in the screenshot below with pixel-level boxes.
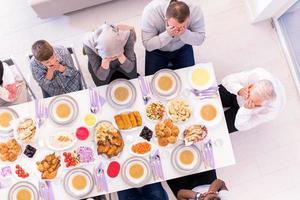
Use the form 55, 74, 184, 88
38, 181, 54, 200
200, 140, 215, 169
150, 150, 164, 180
89, 88, 106, 114
94, 163, 108, 192
138, 76, 152, 105
35, 99, 48, 128
190, 86, 219, 99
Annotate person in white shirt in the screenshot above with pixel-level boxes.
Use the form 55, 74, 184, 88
177, 179, 230, 200
0, 61, 29, 106
220, 68, 285, 132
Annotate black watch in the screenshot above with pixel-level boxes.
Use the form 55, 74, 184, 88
194, 192, 201, 200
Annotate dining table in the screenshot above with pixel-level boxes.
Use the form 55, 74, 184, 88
0, 63, 236, 200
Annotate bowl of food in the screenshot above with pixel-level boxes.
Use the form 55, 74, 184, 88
12, 162, 33, 181
171, 144, 202, 173
48, 95, 79, 125
62, 145, 96, 168
46, 131, 77, 151
198, 99, 223, 127
34, 151, 62, 180
8, 181, 39, 200
150, 69, 182, 100
63, 168, 94, 198
188, 64, 214, 90
106, 79, 137, 109
13, 117, 37, 144
0, 107, 18, 134
183, 125, 208, 146
121, 157, 151, 187
130, 140, 154, 157
94, 121, 124, 159
145, 102, 165, 121
155, 119, 180, 147
166, 98, 192, 123
0, 138, 22, 162
113, 111, 143, 132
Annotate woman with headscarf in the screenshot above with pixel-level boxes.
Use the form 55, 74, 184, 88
83, 24, 137, 86
0, 61, 29, 106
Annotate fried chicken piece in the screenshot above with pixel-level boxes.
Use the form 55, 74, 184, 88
164, 119, 173, 128
171, 126, 179, 136
42, 170, 58, 179
107, 145, 118, 158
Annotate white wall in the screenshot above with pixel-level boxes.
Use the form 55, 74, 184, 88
245, 0, 298, 22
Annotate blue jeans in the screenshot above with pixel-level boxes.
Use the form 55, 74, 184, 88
145, 44, 195, 75
117, 183, 169, 200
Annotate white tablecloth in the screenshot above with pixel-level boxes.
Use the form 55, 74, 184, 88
0, 63, 235, 199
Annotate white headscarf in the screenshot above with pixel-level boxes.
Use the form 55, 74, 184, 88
83, 24, 130, 58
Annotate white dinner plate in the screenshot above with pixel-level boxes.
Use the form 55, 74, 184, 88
48, 95, 79, 125
171, 144, 202, 173
63, 167, 94, 198
106, 79, 137, 109
150, 69, 182, 101
8, 181, 39, 200
0, 107, 19, 136
121, 157, 151, 187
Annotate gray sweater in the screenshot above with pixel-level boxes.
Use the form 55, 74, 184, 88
141, 0, 205, 52
84, 30, 137, 86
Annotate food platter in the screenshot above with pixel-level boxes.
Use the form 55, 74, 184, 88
48, 95, 79, 125
171, 144, 202, 173
121, 157, 151, 187
188, 64, 214, 90
113, 110, 143, 132
106, 79, 137, 109
150, 69, 182, 100
45, 131, 77, 151
129, 140, 154, 157
13, 117, 38, 144
0, 107, 19, 135
63, 168, 94, 198
197, 99, 223, 127
166, 98, 192, 123
94, 121, 124, 159
8, 181, 39, 200
33, 151, 62, 180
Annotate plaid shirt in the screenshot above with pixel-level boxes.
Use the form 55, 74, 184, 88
30, 46, 81, 97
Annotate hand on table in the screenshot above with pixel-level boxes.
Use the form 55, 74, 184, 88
238, 84, 251, 100
244, 99, 256, 109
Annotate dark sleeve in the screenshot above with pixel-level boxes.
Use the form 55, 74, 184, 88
119, 30, 137, 74
83, 45, 110, 81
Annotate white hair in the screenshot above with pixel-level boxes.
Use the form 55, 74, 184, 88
252, 79, 276, 101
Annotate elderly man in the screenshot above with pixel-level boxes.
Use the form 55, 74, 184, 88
142, 0, 205, 75
219, 68, 285, 133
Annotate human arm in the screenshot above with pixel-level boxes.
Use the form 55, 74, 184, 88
177, 189, 197, 200
235, 106, 277, 131
179, 6, 206, 46
83, 45, 110, 81
118, 30, 136, 73
141, 9, 173, 51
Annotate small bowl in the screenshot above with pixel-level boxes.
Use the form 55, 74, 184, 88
129, 140, 154, 157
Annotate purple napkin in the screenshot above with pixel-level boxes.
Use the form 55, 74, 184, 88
46, 181, 55, 200
95, 162, 108, 192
